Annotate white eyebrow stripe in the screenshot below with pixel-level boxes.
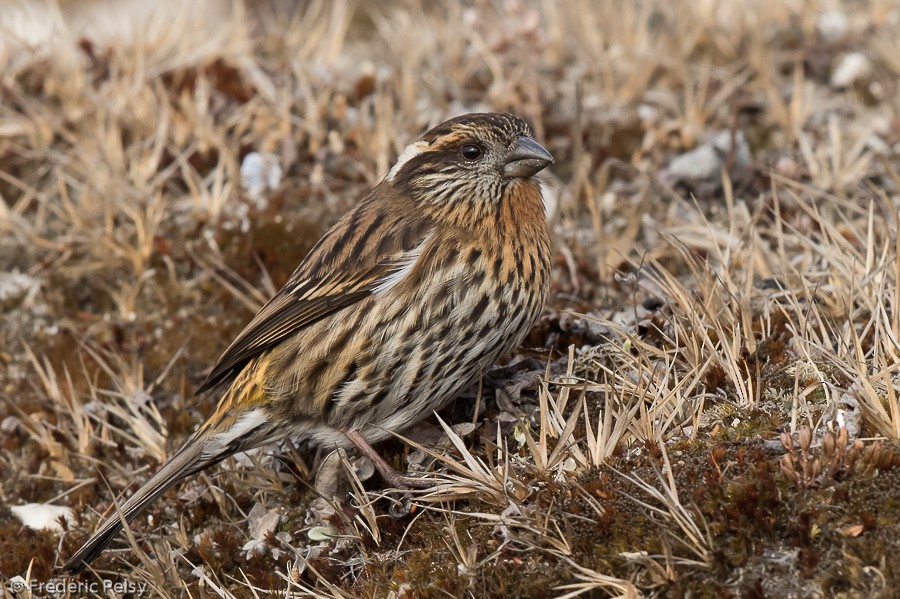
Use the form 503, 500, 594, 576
373, 232, 434, 295
386, 140, 430, 181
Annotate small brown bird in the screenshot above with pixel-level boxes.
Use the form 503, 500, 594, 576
64, 112, 553, 573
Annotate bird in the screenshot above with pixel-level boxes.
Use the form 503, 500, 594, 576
63, 112, 554, 574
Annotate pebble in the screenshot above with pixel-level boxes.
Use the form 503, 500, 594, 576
240, 151, 282, 205
664, 130, 751, 182
831, 52, 871, 88
11, 503, 73, 532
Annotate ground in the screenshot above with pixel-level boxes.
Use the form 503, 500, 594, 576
2, 1, 900, 598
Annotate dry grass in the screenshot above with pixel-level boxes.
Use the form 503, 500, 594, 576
2, 0, 900, 597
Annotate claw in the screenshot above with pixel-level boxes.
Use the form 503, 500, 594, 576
388, 493, 413, 518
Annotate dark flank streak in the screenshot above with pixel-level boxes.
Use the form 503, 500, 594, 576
472, 294, 490, 318
492, 255, 503, 280
443, 244, 459, 263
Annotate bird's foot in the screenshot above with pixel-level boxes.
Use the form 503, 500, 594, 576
343, 430, 434, 492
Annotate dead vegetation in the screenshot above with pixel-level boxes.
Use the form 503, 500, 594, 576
2, 0, 900, 597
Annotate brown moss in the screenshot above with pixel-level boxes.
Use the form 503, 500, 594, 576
0, 507, 59, 580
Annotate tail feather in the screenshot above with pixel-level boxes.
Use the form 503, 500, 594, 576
64, 439, 209, 574
64, 407, 274, 574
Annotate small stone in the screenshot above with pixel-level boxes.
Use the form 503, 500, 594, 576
636, 103, 659, 125
775, 155, 801, 178
664, 130, 751, 182
0, 271, 40, 310
11, 503, 73, 532
831, 52, 871, 88
240, 151, 282, 205
1, 416, 19, 433
816, 10, 848, 42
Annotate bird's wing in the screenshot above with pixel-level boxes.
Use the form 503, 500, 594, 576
196, 204, 433, 395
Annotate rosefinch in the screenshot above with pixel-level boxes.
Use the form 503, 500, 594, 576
65, 112, 553, 573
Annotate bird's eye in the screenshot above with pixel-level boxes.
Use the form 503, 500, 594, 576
460, 144, 483, 161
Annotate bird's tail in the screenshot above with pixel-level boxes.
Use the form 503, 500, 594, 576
64, 395, 274, 574
62, 436, 213, 574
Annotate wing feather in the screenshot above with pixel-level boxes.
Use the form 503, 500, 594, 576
196, 206, 433, 395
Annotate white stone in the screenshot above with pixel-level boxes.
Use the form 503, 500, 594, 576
817, 10, 848, 42
240, 152, 282, 203
831, 52, 871, 88
11, 503, 73, 532
0, 270, 40, 308
664, 130, 751, 181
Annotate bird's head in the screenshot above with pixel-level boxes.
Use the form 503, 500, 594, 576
386, 112, 553, 218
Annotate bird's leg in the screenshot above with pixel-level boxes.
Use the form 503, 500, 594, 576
343, 430, 433, 489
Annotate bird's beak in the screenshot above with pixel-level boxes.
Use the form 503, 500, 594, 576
503, 136, 554, 178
